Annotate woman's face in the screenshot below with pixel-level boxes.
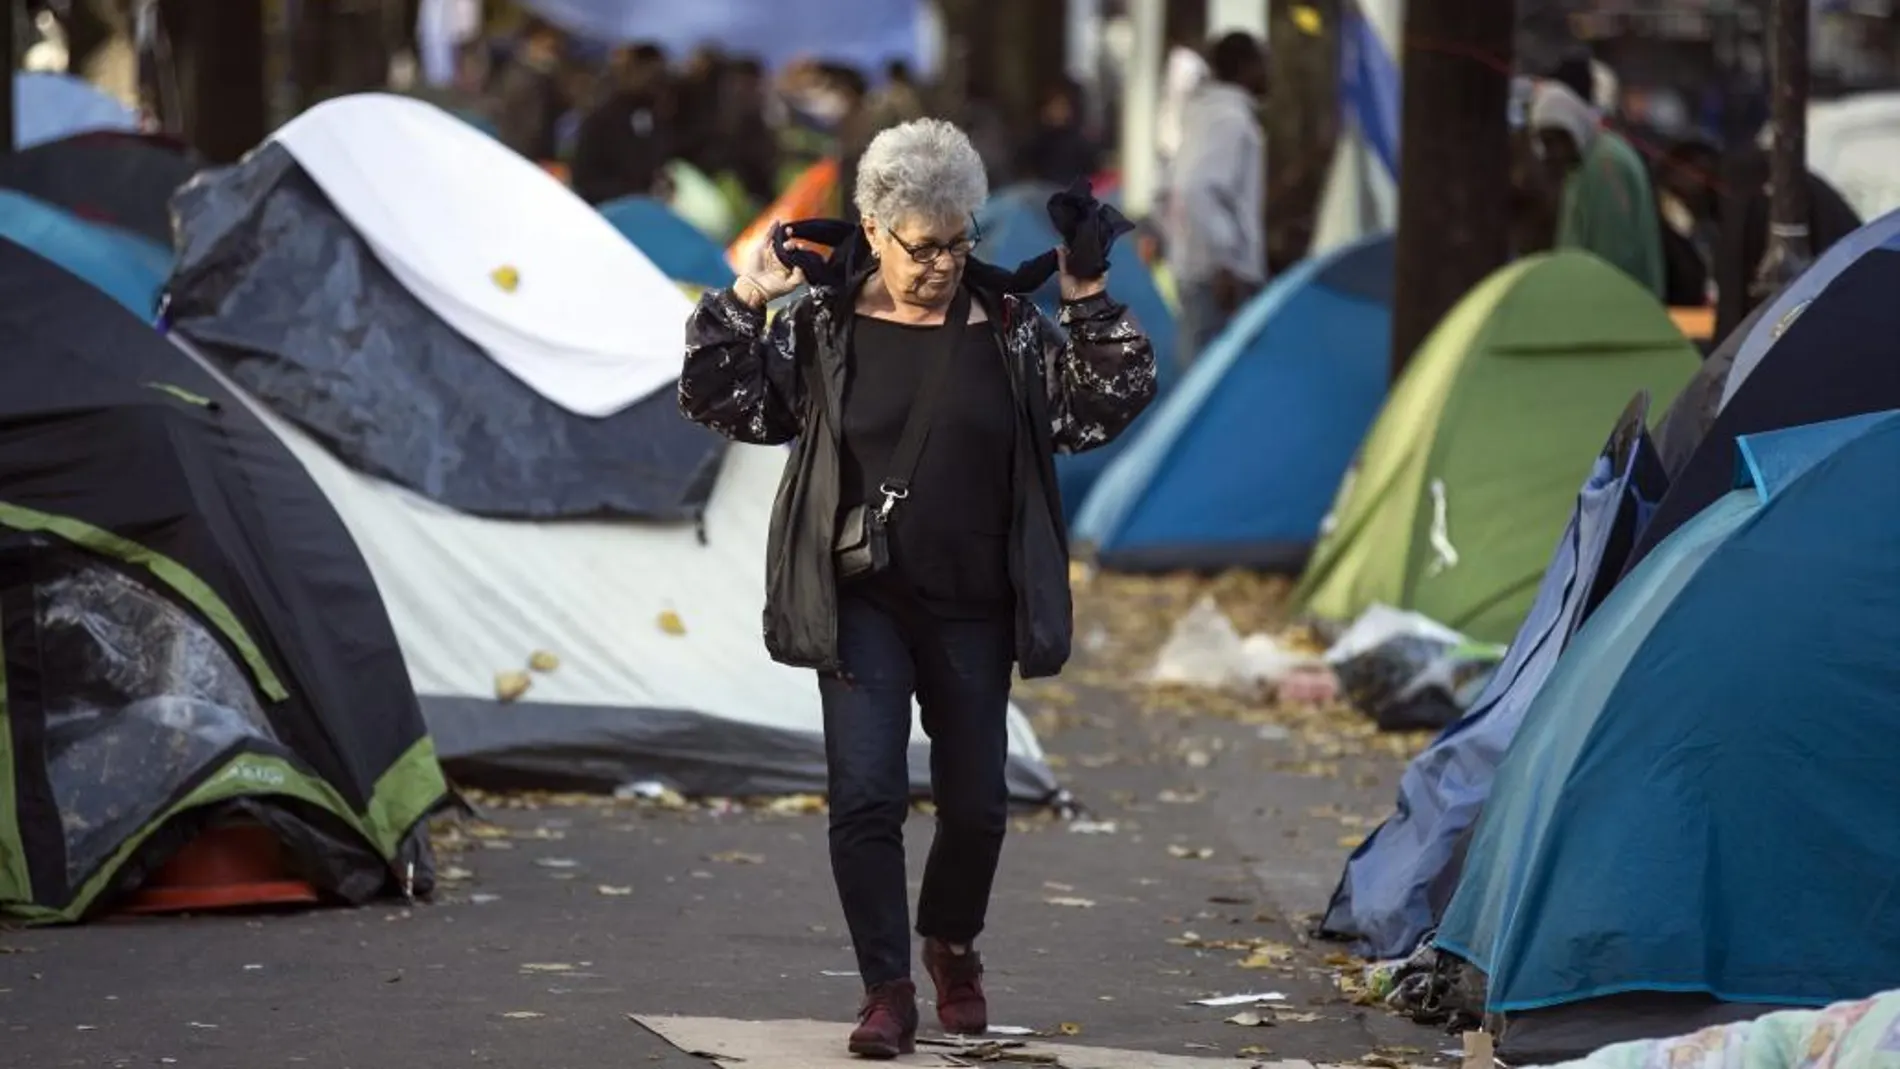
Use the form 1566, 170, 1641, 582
867, 214, 976, 306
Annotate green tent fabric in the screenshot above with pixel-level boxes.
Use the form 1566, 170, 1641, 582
1293, 252, 1699, 643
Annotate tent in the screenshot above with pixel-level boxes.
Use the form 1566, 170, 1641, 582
14, 72, 139, 150
0, 238, 447, 923
0, 131, 196, 246
1436, 409, 1900, 1062
515, 0, 925, 73
265, 93, 691, 419
0, 190, 170, 317
164, 335, 1060, 804
1628, 208, 1900, 573
1311, 0, 1401, 253
599, 195, 737, 290
166, 140, 725, 522
1320, 394, 1667, 960
1073, 232, 1394, 571
975, 182, 1179, 519
1293, 251, 1699, 644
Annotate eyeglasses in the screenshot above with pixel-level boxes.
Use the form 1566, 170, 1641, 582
885, 219, 983, 265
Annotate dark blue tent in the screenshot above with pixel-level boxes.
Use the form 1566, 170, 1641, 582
599, 195, 736, 291
975, 183, 1179, 519
1629, 208, 1900, 573
0, 190, 169, 318
1321, 393, 1666, 959
1072, 233, 1393, 571
1437, 409, 1900, 1061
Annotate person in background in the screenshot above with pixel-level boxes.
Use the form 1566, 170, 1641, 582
830, 66, 875, 223
679, 117, 1154, 1061
1156, 22, 1210, 193
1016, 77, 1101, 187
1654, 136, 1720, 308
1165, 32, 1268, 368
673, 45, 727, 173
1529, 79, 1665, 298
717, 56, 782, 209
492, 18, 568, 162
870, 60, 926, 128
570, 42, 673, 205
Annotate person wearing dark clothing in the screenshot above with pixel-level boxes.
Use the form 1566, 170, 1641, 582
717, 57, 781, 208
830, 66, 875, 224
1017, 78, 1102, 187
570, 43, 673, 205
672, 46, 727, 173
678, 118, 1155, 1059
492, 19, 567, 162
1711, 144, 1862, 343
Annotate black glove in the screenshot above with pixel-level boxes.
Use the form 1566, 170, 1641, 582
1045, 178, 1135, 281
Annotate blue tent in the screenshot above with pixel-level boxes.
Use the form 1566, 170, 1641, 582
975, 183, 1179, 519
1072, 233, 1393, 570
1437, 409, 1900, 1059
516, 0, 924, 73
599, 195, 736, 290
15, 72, 139, 151
1628, 208, 1900, 575
1320, 393, 1666, 959
0, 190, 169, 318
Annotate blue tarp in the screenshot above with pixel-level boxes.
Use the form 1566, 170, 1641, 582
1321, 395, 1666, 959
517, 0, 925, 73
974, 182, 1179, 520
1438, 409, 1900, 1012
1339, 1, 1400, 175
0, 190, 169, 319
1072, 233, 1393, 571
599, 195, 736, 290
15, 72, 139, 151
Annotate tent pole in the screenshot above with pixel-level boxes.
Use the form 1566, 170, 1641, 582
1750, 0, 1811, 304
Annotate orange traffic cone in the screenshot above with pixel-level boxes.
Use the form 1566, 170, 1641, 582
119, 823, 320, 915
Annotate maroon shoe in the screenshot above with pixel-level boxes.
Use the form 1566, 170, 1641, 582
922, 938, 988, 1035
848, 979, 919, 1059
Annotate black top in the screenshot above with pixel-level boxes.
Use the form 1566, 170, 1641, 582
837, 311, 1017, 617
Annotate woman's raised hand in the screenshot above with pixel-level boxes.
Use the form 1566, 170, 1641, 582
735, 222, 807, 308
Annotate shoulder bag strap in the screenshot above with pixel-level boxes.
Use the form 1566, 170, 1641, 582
876, 286, 971, 520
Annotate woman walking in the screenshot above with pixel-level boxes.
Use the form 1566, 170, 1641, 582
678, 118, 1155, 1058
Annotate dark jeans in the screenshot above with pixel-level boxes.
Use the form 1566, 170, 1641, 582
820, 595, 1015, 987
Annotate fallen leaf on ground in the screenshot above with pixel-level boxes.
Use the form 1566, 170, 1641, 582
1273, 1010, 1323, 1023
466, 823, 510, 839
1157, 788, 1205, 804
1066, 819, 1119, 835
706, 851, 764, 865
1224, 1011, 1273, 1027
1338, 834, 1367, 849
657, 610, 686, 635
1043, 881, 1075, 893
1239, 1046, 1273, 1057
1167, 844, 1215, 860
1237, 941, 1296, 969
596, 885, 633, 896
1057, 1022, 1082, 1036
500, 1011, 545, 1020
527, 649, 561, 672
534, 858, 579, 870
519, 963, 574, 973
439, 866, 474, 883
1043, 896, 1096, 908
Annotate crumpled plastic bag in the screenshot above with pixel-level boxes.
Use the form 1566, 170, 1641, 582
1324, 605, 1504, 731
1149, 596, 1320, 692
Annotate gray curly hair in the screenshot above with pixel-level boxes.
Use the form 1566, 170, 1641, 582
853, 118, 989, 230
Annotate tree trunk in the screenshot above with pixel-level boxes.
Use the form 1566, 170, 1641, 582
159, 0, 269, 163
1263, 0, 1340, 272
1389, 0, 1514, 380
1751, 0, 1811, 303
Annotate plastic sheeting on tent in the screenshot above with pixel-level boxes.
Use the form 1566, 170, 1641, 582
600, 195, 736, 290
1437, 409, 1900, 1061
1293, 252, 1698, 644
1625, 208, 1900, 576
165, 141, 724, 522
1320, 394, 1667, 960
1312, 0, 1402, 253
1074, 233, 1393, 572
0, 132, 196, 247
14, 72, 139, 150
975, 182, 1178, 519
0, 238, 446, 923
0, 190, 170, 317
267, 93, 691, 418
514, 0, 925, 74
167, 334, 1059, 804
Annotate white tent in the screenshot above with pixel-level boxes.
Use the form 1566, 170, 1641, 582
167, 336, 1060, 803
270, 93, 688, 419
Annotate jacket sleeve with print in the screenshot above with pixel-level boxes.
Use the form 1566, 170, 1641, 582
1030, 291, 1158, 454
678, 289, 809, 445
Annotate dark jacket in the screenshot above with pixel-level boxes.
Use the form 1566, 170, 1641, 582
571, 90, 672, 205
678, 281, 1156, 677
1714, 148, 1863, 343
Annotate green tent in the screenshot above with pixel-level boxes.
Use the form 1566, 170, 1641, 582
1293, 251, 1699, 643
